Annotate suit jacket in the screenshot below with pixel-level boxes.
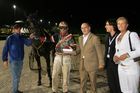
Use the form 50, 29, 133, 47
79, 32, 104, 72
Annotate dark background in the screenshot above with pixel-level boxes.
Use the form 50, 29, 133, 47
0, 0, 139, 34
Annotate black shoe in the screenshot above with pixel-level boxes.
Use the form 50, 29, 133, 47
17, 90, 23, 93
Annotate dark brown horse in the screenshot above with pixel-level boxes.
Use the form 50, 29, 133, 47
27, 14, 55, 86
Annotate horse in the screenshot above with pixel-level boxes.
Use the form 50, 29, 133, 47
26, 14, 55, 86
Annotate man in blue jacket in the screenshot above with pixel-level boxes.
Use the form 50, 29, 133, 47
2, 24, 34, 93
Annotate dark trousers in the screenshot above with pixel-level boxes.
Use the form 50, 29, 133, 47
106, 59, 122, 93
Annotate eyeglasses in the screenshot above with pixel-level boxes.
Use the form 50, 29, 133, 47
59, 26, 68, 30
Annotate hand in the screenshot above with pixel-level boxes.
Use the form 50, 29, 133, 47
113, 55, 120, 63
98, 64, 104, 71
70, 44, 77, 50
3, 61, 8, 69
29, 33, 35, 39
119, 53, 129, 61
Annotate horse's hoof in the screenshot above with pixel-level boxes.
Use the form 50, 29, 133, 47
37, 81, 42, 86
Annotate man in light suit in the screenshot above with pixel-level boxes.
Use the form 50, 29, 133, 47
79, 22, 104, 93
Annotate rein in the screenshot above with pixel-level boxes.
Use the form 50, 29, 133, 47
32, 35, 47, 56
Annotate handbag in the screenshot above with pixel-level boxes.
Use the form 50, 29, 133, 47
129, 32, 140, 62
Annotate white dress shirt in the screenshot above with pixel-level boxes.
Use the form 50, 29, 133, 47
83, 32, 90, 46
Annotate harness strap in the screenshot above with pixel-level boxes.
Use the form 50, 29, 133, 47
32, 36, 46, 56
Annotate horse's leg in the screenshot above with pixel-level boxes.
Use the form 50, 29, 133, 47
44, 54, 52, 87
34, 55, 42, 86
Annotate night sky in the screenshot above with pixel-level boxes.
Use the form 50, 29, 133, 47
0, 0, 140, 33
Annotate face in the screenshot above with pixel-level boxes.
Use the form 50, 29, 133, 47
81, 23, 90, 35
117, 20, 128, 32
59, 26, 68, 36
105, 21, 114, 33
12, 28, 21, 34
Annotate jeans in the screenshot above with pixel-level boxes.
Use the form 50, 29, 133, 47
10, 60, 23, 93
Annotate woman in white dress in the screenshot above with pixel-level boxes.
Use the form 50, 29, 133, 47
113, 17, 140, 93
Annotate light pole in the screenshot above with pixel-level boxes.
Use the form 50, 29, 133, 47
12, 4, 16, 21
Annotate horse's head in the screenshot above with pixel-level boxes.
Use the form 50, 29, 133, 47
26, 13, 54, 50
26, 19, 48, 39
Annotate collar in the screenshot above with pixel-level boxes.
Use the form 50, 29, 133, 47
83, 32, 90, 38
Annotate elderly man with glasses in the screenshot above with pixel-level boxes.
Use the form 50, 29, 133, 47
52, 21, 76, 93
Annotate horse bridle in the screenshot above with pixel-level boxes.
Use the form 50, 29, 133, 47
32, 33, 47, 56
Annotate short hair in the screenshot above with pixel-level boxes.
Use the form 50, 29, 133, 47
81, 22, 91, 27
12, 24, 21, 29
116, 17, 128, 24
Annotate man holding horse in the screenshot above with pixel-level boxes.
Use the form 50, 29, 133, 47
2, 24, 34, 93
